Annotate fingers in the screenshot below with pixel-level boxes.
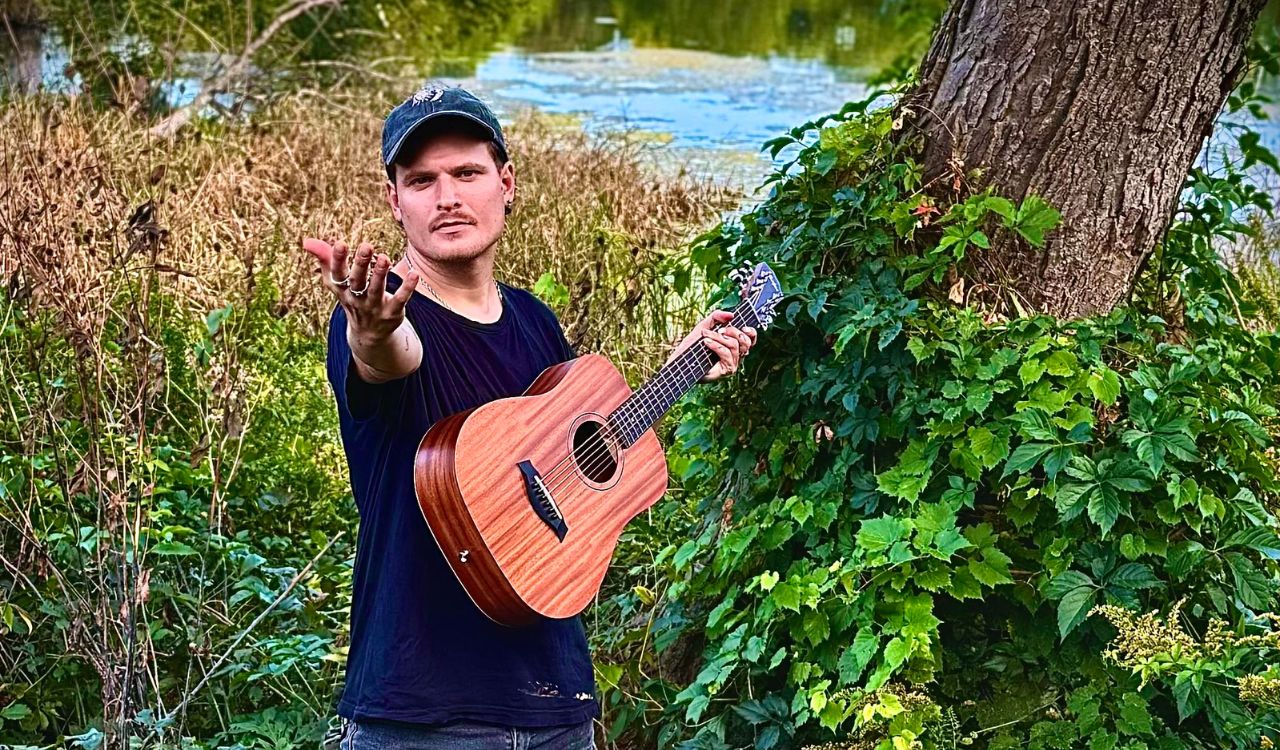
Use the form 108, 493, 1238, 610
703, 309, 734, 330
701, 328, 741, 373
698, 322, 759, 380
302, 237, 334, 268
389, 270, 420, 312
365, 253, 391, 300
303, 237, 350, 297
347, 242, 374, 294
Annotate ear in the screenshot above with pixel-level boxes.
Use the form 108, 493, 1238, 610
385, 177, 402, 222
500, 160, 516, 205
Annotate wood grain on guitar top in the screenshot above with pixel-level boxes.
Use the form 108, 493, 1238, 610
414, 354, 670, 625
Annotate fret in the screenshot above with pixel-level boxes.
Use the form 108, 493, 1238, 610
609, 300, 757, 448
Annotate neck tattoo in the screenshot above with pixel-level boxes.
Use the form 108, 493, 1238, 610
403, 251, 503, 314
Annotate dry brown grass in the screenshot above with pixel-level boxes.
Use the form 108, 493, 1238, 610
0, 91, 738, 380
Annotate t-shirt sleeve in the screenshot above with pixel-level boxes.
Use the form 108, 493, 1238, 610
326, 306, 411, 423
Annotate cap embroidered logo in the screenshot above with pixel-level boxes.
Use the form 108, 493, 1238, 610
411, 85, 445, 105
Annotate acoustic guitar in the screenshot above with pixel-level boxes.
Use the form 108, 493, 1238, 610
413, 262, 782, 626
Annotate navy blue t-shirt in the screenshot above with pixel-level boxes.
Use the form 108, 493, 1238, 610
326, 271, 598, 725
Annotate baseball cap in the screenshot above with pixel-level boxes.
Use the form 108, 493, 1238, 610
381, 82, 509, 169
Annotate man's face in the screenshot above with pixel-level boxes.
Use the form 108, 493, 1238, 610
385, 130, 515, 265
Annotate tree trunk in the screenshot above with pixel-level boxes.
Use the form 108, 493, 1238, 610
3, 22, 45, 95
905, 0, 1265, 318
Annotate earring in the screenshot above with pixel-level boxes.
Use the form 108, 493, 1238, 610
504, 202, 513, 215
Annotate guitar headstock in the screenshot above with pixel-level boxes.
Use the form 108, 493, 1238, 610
729, 261, 783, 330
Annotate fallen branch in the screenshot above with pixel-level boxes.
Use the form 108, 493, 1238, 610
150, 0, 341, 139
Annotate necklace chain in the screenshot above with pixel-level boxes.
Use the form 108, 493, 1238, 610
403, 251, 502, 314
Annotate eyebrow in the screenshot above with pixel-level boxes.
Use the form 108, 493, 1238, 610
403, 162, 490, 179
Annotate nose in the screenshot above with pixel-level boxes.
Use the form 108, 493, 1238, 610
435, 176, 461, 211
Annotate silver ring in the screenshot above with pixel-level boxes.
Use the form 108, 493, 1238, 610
330, 273, 351, 288
349, 281, 371, 297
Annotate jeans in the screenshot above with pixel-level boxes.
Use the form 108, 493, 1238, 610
336, 718, 596, 750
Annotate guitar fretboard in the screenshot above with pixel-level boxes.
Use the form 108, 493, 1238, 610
606, 299, 761, 448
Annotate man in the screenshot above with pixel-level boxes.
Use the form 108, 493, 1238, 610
303, 83, 756, 749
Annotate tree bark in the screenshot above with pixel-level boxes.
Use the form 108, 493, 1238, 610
905, 0, 1266, 318
3, 21, 44, 95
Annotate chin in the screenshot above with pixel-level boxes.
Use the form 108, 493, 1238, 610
418, 238, 495, 264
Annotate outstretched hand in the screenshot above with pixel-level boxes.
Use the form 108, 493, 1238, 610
668, 309, 757, 382
302, 238, 420, 342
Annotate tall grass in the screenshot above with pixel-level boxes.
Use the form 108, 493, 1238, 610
0, 91, 735, 745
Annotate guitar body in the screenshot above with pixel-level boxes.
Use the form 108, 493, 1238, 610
414, 353, 670, 626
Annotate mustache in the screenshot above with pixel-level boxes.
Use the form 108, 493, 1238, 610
430, 215, 476, 231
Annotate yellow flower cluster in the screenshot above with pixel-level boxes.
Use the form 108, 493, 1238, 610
1094, 600, 1280, 711
1091, 601, 1205, 671
1238, 674, 1280, 708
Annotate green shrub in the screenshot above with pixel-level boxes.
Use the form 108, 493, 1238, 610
611, 87, 1280, 749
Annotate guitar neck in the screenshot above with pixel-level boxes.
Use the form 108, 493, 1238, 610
606, 300, 760, 448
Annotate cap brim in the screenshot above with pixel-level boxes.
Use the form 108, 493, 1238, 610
384, 111, 503, 166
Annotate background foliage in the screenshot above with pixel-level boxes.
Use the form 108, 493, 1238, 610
583, 42, 1280, 750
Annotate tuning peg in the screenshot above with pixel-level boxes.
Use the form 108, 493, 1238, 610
729, 260, 754, 285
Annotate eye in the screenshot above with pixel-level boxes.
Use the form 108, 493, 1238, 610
459, 169, 478, 178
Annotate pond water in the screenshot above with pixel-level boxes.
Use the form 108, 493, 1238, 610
6, 0, 1280, 194
456, 0, 940, 189
450, 0, 1280, 191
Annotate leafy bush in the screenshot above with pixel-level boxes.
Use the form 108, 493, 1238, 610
604, 86, 1280, 749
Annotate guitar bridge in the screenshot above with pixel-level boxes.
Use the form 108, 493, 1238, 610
518, 460, 568, 541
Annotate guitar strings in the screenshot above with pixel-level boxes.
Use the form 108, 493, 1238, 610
540, 298, 762, 496
537, 299, 760, 499
538, 298, 757, 495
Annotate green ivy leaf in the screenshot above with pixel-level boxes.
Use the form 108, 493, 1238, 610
882, 636, 911, 670
968, 547, 1013, 587
1056, 584, 1097, 638
1116, 693, 1154, 737
1046, 570, 1095, 600
772, 582, 803, 613
903, 594, 941, 635
1087, 487, 1122, 538
673, 540, 700, 571
151, 541, 198, 556
914, 565, 953, 591
947, 568, 984, 600
932, 529, 971, 558
1087, 368, 1122, 405
1003, 442, 1052, 477
1107, 563, 1162, 590
838, 628, 878, 685
1225, 552, 1274, 610
1018, 358, 1046, 386
1044, 350, 1080, 377
1008, 194, 1062, 247
1119, 534, 1146, 560
531, 272, 571, 307
857, 516, 909, 553
968, 426, 1010, 469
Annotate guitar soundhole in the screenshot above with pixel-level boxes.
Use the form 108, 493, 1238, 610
572, 420, 619, 483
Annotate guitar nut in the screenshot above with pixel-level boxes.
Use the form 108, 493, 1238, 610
458, 549, 470, 564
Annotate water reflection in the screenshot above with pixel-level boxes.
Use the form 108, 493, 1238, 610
514, 0, 941, 76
